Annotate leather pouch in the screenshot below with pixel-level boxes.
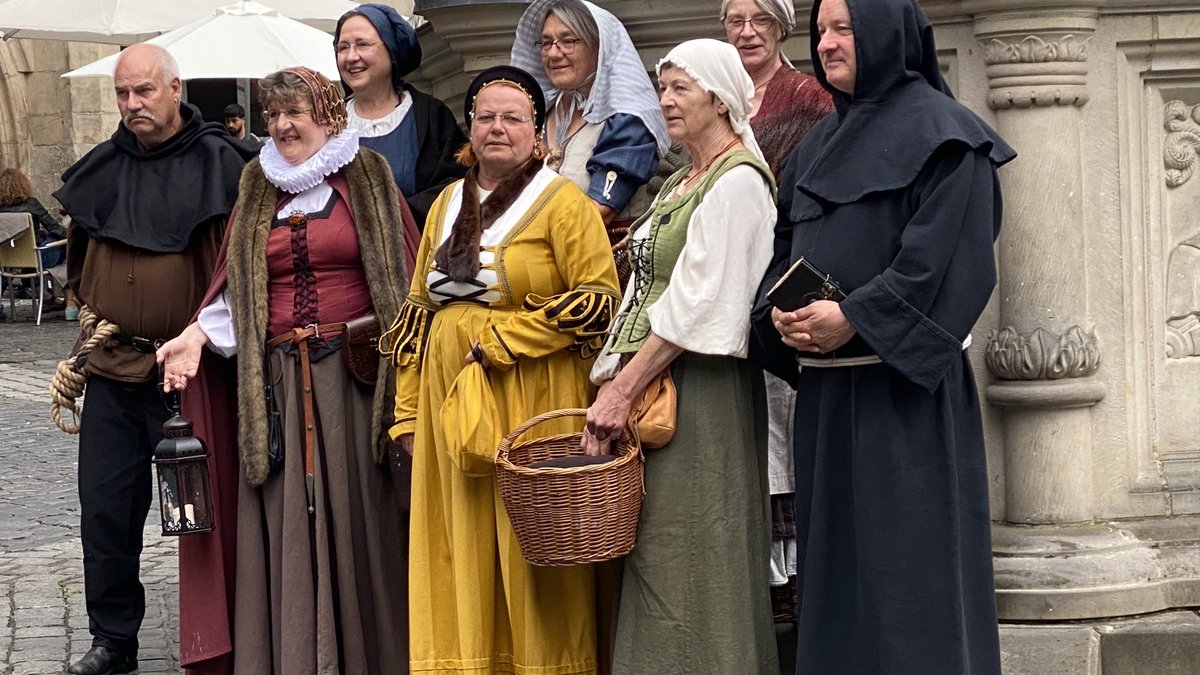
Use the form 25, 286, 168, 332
631, 367, 676, 449
342, 315, 381, 387
440, 362, 501, 477
264, 356, 285, 474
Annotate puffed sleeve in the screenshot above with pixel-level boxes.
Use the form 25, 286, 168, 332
197, 290, 238, 357
585, 114, 659, 213
839, 144, 1002, 393
382, 189, 443, 439
647, 165, 776, 357
476, 186, 621, 370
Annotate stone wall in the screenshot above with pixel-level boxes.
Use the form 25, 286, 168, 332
0, 39, 115, 209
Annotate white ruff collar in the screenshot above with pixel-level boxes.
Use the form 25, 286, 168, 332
260, 129, 361, 194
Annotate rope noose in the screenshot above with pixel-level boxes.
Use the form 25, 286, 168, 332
49, 306, 120, 434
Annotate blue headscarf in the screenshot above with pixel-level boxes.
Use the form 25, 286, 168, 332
335, 3, 422, 92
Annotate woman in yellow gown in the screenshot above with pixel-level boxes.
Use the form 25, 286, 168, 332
383, 65, 620, 675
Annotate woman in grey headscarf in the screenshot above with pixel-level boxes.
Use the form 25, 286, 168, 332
511, 0, 669, 231
582, 38, 779, 675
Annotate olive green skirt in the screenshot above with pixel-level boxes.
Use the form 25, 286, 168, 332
612, 353, 779, 675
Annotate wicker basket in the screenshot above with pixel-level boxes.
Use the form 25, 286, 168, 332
496, 408, 643, 566
608, 223, 632, 291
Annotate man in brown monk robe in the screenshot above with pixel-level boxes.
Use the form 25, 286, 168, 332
52, 43, 254, 675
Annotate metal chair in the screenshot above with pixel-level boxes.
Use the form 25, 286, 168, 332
0, 211, 67, 325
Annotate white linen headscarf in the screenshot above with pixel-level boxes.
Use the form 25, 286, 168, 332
656, 38, 765, 162
511, 0, 670, 155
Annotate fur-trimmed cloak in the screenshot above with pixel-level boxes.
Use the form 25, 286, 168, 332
178, 147, 420, 672
226, 149, 413, 485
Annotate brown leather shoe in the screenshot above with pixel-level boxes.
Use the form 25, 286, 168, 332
66, 645, 138, 674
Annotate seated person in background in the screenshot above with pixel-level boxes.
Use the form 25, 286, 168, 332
0, 167, 69, 309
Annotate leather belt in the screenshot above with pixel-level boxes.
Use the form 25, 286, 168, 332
266, 322, 345, 514
110, 333, 165, 354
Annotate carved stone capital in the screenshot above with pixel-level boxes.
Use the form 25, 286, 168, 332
983, 34, 1089, 65
985, 325, 1101, 380
974, 10, 1097, 109
1164, 100, 1200, 188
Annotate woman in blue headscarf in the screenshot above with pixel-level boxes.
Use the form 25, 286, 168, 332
335, 4, 467, 228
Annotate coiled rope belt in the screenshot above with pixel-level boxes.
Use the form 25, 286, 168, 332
49, 306, 120, 434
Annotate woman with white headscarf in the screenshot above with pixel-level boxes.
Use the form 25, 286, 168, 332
511, 0, 669, 235
581, 38, 780, 675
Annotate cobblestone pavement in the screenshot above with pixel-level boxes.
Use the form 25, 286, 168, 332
1, 303, 181, 675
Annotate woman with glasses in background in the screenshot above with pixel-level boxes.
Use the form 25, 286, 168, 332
511, 0, 669, 284
383, 65, 619, 675
722, 0, 832, 175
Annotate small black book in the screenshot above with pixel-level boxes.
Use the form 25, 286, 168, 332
766, 256, 847, 311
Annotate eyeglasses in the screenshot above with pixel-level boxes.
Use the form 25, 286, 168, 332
335, 39, 378, 55
722, 15, 776, 32
471, 112, 533, 128
533, 37, 583, 55
262, 107, 313, 124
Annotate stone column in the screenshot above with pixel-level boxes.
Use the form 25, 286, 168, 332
974, 9, 1106, 526
410, 0, 530, 116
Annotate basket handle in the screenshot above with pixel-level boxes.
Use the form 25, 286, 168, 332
497, 407, 635, 461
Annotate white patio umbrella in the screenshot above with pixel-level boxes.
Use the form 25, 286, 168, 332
62, 2, 341, 80
0, 0, 360, 44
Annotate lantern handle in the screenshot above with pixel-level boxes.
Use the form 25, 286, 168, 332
157, 363, 181, 415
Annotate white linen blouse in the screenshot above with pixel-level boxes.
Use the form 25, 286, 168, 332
591, 163, 776, 382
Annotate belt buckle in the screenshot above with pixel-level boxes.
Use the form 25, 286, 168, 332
306, 323, 321, 341
131, 336, 163, 354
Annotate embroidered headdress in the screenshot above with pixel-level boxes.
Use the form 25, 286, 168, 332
283, 66, 348, 135
464, 65, 548, 134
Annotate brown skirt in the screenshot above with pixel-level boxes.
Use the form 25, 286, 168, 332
232, 347, 408, 675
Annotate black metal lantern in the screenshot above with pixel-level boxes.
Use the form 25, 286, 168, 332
153, 396, 214, 535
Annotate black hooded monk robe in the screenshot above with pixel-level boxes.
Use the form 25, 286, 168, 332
751, 0, 1016, 673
